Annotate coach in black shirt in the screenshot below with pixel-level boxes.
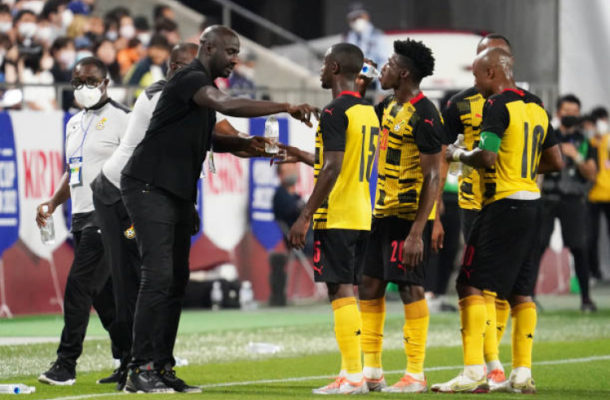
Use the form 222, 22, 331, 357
121, 25, 317, 394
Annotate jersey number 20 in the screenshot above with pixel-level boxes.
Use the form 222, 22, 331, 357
359, 125, 379, 182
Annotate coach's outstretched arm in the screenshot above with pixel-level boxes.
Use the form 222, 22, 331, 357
288, 151, 343, 249
194, 86, 319, 127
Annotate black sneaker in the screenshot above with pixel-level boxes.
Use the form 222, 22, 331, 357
97, 366, 127, 391
159, 367, 202, 393
124, 367, 174, 393
581, 300, 598, 313
38, 360, 76, 386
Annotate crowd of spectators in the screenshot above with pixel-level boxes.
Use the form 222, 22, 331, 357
0, 0, 184, 110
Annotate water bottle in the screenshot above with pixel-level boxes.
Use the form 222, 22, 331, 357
264, 115, 279, 154
210, 281, 223, 311
0, 384, 36, 394
239, 280, 256, 310
247, 342, 282, 355
40, 205, 56, 245
448, 134, 465, 176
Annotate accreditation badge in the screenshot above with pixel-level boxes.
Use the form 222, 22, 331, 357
68, 156, 83, 187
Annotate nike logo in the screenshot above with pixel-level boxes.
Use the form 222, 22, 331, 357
324, 108, 334, 115
424, 118, 434, 126
313, 265, 323, 275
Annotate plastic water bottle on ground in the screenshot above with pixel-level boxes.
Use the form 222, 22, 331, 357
0, 384, 36, 394
40, 205, 55, 245
239, 280, 256, 310
264, 115, 279, 154
210, 281, 223, 311
448, 134, 465, 176
247, 342, 282, 355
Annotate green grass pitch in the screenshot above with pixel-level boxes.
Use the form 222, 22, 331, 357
1, 294, 609, 399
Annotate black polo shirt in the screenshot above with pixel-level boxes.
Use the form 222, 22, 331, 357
122, 58, 216, 202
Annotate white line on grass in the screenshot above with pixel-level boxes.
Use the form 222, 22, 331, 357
41, 355, 610, 400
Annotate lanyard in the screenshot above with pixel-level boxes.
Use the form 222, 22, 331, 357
70, 111, 95, 158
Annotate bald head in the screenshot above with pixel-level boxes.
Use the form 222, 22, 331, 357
473, 47, 515, 98
477, 33, 512, 55
167, 43, 198, 79
197, 25, 240, 79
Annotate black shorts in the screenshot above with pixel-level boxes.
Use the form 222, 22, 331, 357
457, 199, 541, 298
313, 229, 369, 284
362, 217, 432, 285
460, 208, 480, 242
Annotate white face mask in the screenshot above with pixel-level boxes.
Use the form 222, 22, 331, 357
0, 22, 11, 33
36, 26, 54, 43
22, 0, 44, 15
106, 30, 118, 41
58, 49, 76, 68
18, 22, 38, 38
74, 84, 103, 109
62, 9, 74, 29
137, 32, 151, 46
596, 119, 609, 135
350, 18, 369, 33
120, 24, 135, 39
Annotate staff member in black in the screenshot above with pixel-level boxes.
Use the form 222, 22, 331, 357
121, 25, 318, 393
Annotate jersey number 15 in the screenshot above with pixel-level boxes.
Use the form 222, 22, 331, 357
359, 125, 379, 182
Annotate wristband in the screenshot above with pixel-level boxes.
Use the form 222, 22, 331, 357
574, 154, 584, 164
452, 148, 466, 162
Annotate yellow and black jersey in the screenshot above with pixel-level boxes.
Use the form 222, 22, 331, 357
479, 88, 558, 206
589, 134, 610, 202
313, 91, 380, 230
374, 92, 445, 221
443, 87, 485, 211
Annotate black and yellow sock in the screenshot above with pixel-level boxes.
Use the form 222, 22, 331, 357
483, 291, 499, 364
496, 298, 511, 344
459, 295, 486, 366
403, 299, 429, 374
360, 297, 385, 369
511, 302, 536, 369
332, 297, 363, 375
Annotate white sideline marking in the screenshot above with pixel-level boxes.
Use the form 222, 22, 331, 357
41, 355, 610, 400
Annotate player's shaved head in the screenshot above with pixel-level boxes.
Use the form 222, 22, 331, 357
477, 33, 512, 55
328, 43, 364, 77
477, 47, 514, 79
473, 47, 515, 98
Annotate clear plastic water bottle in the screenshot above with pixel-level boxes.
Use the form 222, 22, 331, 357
264, 115, 279, 154
0, 384, 36, 394
210, 281, 223, 311
448, 134, 465, 176
239, 280, 256, 310
40, 205, 55, 245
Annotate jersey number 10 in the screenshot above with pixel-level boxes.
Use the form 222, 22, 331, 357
359, 125, 379, 182
521, 122, 544, 180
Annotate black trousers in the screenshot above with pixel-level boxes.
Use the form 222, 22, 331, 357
92, 188, 142, 364
535, 196, 591, 302
425, 192, 461, 295
121, 175, 193, 369
587, 201, 610, 280
57, 227, 123, 368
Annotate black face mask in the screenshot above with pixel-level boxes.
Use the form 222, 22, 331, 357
561, 115, 580, 128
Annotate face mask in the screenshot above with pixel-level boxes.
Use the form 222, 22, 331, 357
350, 18, 369, 33
76, 50, 93, 63
120, 24, 135, 39
0, 22, 11, 33
58, 50, 76, 68
583, 129, 596, 139
74, 84, 103, 108
137, 32, 151, 46
561, 115, 579, 128
282, 173, 298, 186
596, 119, 609, 134
62, 9, 74, 29
18, 22, 37, 38
22, 0, 44, 14
36, 26, 54, 43
106, 30, 118, 41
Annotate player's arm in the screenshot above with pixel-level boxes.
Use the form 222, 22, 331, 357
431, 145, 448, 253
537, 125, 564, 173
211, 131, 268, 155
36, 172, 70, 227
193, 85, 319, 127
288, 150, 343, 249
276, 144, 315, 167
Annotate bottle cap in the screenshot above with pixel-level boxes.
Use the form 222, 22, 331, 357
42, 205, 49, 213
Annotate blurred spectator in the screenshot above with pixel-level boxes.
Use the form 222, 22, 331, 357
0, 5, 12, 36
587, 106, 610, 281
40, 0, 70, 40
133, 15, 150, 46
20, 49, 57, 110
0, 32, 11, 82
86, 15, 103, 38
119, 14, 135, 40
67, 0, 94, 16
94, 38, 120, 83
49, 35, 74, 109
155, 16, 179, 46
228, 48, 256, 97
117, 37, 144, 76
153, 4, 175, 22
123, 33, 168, 89
103, 14, 119, 41
66, 13, 88, 39
344, 3, 389, 75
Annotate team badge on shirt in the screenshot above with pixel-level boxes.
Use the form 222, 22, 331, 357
96, 117, 108, 130
394, 121, 405, 132
124, 224, 136, 239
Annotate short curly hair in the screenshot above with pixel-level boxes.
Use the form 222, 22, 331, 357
393, 39, 435, 82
